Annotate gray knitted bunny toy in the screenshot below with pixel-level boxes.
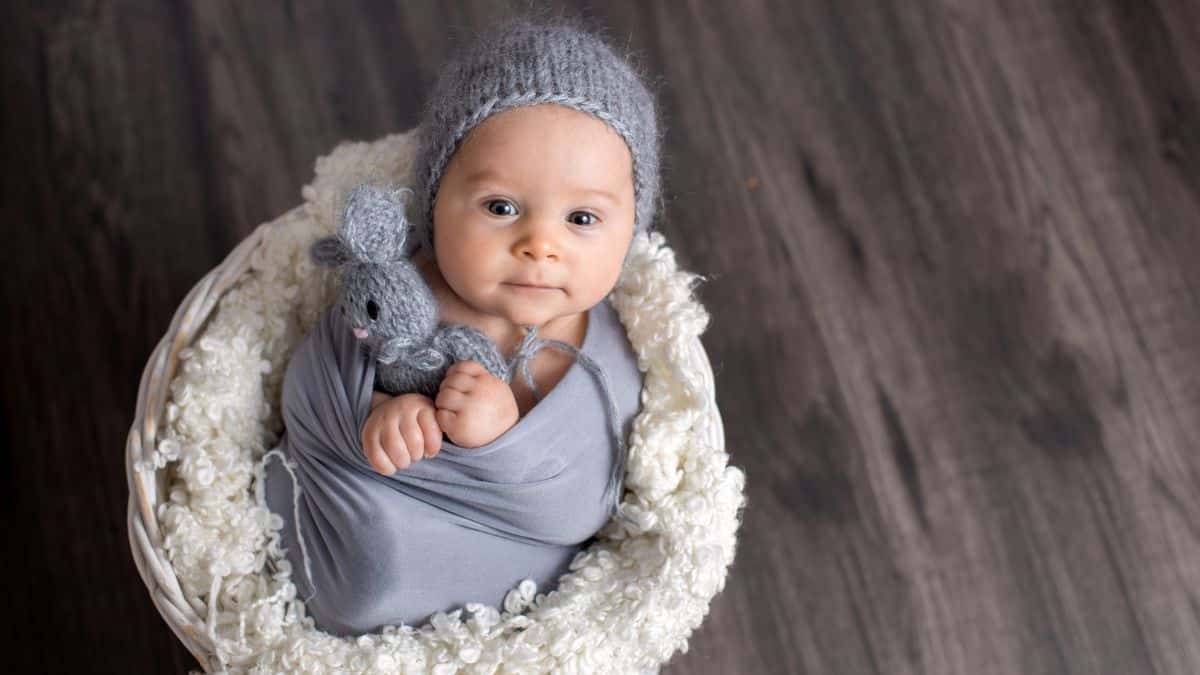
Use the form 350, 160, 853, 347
311, 184, 509, 399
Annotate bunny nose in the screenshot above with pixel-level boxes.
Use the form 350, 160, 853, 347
353, 327, 369, 339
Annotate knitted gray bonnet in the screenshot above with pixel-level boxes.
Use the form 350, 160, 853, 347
408, 16, 662, 255
405, 17, 662, 519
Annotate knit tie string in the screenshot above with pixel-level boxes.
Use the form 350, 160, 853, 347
509, 324, 628, 519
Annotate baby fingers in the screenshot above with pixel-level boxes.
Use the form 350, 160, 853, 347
363, 424, 398, 475
417, 406, 442, 457
435, 408, 456, 431
400, 415, 426, 465
436, 386, 468, 411
440, 371, 476, 394
381, 419, 410, 470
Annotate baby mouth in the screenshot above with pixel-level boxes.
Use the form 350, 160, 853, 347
505, 282, 561, 292
353, 327, 369, 339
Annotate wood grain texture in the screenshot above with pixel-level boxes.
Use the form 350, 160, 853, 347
3, 0, 1199, 672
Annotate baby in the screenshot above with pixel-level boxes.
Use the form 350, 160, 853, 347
361, 19, 661, 476
265, 15, 662, 634
361, 102, 639, 468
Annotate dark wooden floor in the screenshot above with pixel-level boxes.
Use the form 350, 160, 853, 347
4, 0, 1200, 673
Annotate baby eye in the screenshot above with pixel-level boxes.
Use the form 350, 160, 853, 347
485, 199, 518, 217
568, 211, 599, 226
366, 300, 380, 321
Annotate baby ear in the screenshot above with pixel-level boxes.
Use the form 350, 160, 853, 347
310, 235, 351, 267
341, 184, 413, 264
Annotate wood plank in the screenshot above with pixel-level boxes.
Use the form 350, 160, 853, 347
3, 0, 1199, 672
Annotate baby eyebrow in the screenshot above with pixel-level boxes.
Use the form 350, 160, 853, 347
464, 169, 504, 186
577, 188, 619, 205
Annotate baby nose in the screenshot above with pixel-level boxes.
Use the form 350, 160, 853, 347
514, 227, 560, 262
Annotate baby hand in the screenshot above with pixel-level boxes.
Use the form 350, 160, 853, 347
361, 393, 442, 475
435, 360, 519, 448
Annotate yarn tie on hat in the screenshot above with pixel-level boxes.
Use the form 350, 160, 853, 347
508, 324, 628, 519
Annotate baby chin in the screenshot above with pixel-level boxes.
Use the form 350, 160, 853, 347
490, 284, 564, 322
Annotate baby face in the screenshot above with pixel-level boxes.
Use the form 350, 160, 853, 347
431, 103, 636, 329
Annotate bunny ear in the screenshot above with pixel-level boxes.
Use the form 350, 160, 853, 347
341, 184, 414, 264
310, 235, 351, 267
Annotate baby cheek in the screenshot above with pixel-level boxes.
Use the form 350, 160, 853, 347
571, 262, 616, 302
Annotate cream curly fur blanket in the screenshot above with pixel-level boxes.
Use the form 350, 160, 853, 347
149, 130, 746, 674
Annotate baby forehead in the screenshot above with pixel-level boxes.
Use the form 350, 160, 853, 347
454, 106, 633, 165
462, 164, 627, 192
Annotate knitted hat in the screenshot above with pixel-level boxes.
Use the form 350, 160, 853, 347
409, 16, 662, 255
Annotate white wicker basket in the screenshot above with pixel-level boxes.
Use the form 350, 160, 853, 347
127, 216, 278, 671
126, 131, 745, 674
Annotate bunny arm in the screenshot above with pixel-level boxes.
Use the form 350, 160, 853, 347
374, 338, 446, 398
372, 325, 507, 399
431, 324, 510, 383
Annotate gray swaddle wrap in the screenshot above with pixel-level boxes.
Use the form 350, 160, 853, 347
263, 299, 642, 635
